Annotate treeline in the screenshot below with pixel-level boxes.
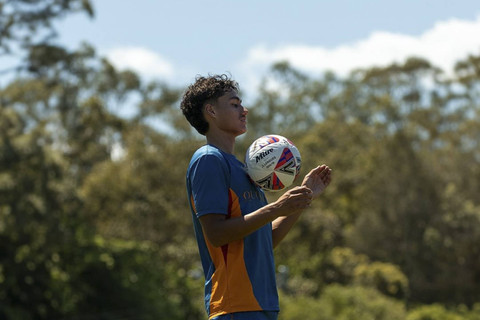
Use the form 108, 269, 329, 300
1, 1, 480, 319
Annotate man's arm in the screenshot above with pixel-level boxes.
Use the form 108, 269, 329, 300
199, 186, 313, 247
271, 165, 332, 248
271, 211, 302, 248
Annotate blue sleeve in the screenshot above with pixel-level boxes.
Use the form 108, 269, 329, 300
189, 153, 230, 218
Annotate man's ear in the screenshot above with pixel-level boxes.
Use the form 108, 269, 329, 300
205, 104, 216, 117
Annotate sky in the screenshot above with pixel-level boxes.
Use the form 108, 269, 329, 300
47, 0, 480, 100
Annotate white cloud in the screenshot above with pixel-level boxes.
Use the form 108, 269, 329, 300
105, 47, 174, 79
241, 14, 480, 79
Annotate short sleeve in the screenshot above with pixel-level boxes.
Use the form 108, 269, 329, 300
189, 153, 230, 218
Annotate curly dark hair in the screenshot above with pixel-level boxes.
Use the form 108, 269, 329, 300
180, 74, 240, 135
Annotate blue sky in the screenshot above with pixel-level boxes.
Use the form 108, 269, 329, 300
45, 0, 480, 98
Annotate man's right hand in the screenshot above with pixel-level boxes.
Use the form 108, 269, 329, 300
272, 185, 313, 216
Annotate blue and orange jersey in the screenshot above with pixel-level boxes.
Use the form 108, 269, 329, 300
186, 145, 279, 319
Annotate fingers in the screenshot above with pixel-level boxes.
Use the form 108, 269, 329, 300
321, 166, 332, 184
307, 165, 331, 180
289, 185, 313, 195
319, 165, 331, 175
306, 164, 326, 177
286, 186, 313, 208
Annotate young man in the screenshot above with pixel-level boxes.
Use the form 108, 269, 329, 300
181, 74, 332, 320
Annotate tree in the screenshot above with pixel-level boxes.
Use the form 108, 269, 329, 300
0, 0, 94, 74
249, 56, 480, 308
0, 1, 204, 317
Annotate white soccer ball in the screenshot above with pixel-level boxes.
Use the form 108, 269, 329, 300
245, 134, 301, 191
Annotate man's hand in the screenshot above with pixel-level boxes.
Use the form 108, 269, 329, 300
301, 164, 332, 199
273, 186, 313, 216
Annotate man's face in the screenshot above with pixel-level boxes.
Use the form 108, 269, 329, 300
208, 90, 248, 136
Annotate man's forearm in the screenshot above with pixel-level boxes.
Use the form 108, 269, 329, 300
199, 202, 281, 247
271, 210, 302, 248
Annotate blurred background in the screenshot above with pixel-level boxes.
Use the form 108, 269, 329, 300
1, 0, 480, 319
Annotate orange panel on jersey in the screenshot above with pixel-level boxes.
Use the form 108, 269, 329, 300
204, 189, 262, 318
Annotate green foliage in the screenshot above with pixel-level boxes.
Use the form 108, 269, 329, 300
70, 237, 203, 320
354, 262, 409, 299
308, 247, 409, 299
0, 73, 202, 319
259, 56, 480, 311
279, 285, 406, 320
407, 304, 464, 320
0, 2, 202, 317
322, 247, 369, 285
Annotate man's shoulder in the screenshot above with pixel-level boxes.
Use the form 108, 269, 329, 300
193, 144, 223, 157
190, 145, 225, 164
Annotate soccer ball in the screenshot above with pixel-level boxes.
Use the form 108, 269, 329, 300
245, 134, 301, 191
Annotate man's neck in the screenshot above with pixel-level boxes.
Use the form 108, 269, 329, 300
206, 131, 235, 154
